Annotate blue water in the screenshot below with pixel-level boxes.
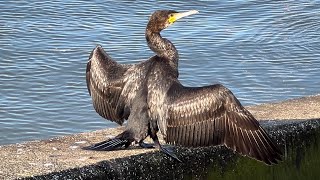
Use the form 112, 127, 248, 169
0, 0, 319, 145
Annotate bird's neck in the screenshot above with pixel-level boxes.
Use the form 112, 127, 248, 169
145, 29, 179, 69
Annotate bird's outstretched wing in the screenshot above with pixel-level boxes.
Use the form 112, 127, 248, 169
164, 82, 282, 164
86, 45, 132, 125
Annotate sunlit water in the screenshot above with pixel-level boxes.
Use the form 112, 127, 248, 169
0, 0, 319, 145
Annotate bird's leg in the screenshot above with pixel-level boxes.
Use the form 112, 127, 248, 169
82, 130, 134, 151
151, 134, 182, 162
139, 140, 155, 149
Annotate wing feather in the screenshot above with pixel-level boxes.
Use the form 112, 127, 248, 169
188, 124, 195, 146
86, 45, 132, 125
165, 83, 282, 164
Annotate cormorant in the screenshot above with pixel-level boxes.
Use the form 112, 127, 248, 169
84, 10, 282, 164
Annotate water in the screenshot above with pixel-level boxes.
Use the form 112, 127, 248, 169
0, 0, 319, 145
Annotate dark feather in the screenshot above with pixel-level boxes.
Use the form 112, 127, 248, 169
86, 45, 132, 125
82, 138, 128, 151
164, 83, 282, 164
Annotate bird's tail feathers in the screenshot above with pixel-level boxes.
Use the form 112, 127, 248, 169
82, 130, 134, 151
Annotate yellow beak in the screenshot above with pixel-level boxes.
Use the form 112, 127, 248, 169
168, 10, 199, 24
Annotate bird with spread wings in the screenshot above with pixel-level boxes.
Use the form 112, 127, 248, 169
83, 10, 282, 165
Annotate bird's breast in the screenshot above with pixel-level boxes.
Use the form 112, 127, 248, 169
146, 68, 174, 134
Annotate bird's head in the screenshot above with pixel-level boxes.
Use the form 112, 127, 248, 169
147, 10, 198, 33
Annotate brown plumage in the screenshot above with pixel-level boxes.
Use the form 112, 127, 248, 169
165, 84, 282, 164
84, 10, 282, 165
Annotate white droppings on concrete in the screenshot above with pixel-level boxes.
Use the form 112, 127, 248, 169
75, 141, 87, 144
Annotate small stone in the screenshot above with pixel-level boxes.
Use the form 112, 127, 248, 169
79, 157, 89, 161
69, 145, 79, 150
17, 148, 24, 154
106, 135, 115, 139
43, 163, 53, 167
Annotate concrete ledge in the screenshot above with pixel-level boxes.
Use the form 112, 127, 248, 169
247, 94, 320, 120
1, 95, 320, 179
27, 119, 320, 180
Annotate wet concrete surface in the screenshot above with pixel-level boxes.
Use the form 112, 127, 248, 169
1, 95, 320, 179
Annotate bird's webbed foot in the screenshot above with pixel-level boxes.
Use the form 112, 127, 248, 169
139, 141, 155, 149
82, 130, 134, 151
152, 135, 182, 162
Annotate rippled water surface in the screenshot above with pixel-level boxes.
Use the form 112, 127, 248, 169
1, 0, 319, 145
